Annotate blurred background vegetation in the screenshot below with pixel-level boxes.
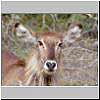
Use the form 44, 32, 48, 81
2, 14, 98, 32
1, 13, 98, 86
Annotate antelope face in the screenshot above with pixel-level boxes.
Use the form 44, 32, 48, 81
38, 32, 63, 74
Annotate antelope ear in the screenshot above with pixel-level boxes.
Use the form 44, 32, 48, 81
13, 22, 37, 44
63, 22, 83, 47
14, 22, 37, 37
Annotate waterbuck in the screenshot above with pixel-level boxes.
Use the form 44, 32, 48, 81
2, 22, 82, 86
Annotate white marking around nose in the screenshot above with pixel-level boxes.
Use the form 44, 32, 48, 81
44, 60, 57, 71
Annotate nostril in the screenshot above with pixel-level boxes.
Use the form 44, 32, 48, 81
52, 62, 56, 68
46, 62, 52, 68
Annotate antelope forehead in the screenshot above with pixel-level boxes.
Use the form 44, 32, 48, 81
44, 36, 60, 44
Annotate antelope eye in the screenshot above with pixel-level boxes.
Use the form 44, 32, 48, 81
58, 42, 63, 48
38, 41, 43, 46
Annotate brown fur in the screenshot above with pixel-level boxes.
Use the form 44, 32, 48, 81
2, 49, 25, 86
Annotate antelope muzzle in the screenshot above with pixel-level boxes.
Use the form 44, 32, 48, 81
44, 60, 57, 73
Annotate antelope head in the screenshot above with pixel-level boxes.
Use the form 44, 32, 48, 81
37, 32, 64, 75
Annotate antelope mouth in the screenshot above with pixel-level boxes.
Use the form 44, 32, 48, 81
43, 69, 55, 75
